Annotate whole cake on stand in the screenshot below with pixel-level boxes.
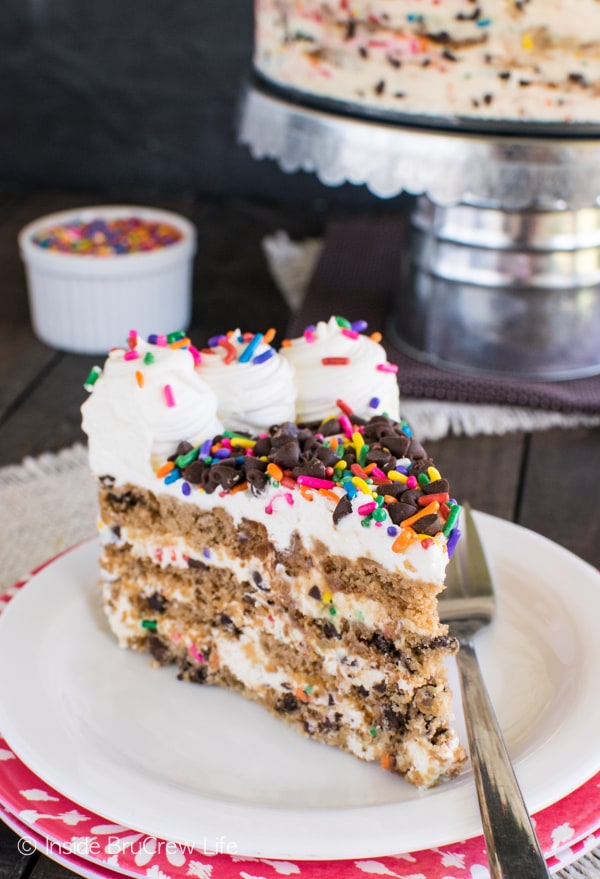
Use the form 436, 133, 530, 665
242, 0, 600, 380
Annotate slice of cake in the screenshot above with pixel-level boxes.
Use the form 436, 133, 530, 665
81, 319, 466, 788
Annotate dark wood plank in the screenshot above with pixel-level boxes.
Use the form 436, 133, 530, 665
425, 432, 526, 522
0, 193, 67, 421
189, 199, 323, 343
29, 855, 76, 879
0, 352, 97, 466
0, 821, 39, 878
519, 426, 600, 568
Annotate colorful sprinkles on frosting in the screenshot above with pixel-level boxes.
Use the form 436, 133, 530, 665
154, 402, 461, 558
84, 321, 462, 557
202, 327, 279, 366
280, 316, 398, 382
32, 216, 183, 256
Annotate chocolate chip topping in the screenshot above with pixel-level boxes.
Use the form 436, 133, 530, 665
333, 494, 353, 525
157, 413, 456, 540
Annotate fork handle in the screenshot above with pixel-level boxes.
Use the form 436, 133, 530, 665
456, 640, 552, 879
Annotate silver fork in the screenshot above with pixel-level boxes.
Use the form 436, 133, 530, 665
440, 503, 552, 879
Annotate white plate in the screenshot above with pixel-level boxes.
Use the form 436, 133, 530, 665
0, 512, 599, 860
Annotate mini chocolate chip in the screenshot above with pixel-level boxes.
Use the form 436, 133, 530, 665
315, 445, 340, 467
270, 422, 299, 447
253, 437, 272, 457
375, 482, 404, 500
147, 634, 170, 663
175, 441, 193, 457
182, 461, 207, 484
414, 513, 442, 536
333, 494, 353, 525
209, 464, 241, 491
422, 478, 450, 495
408, 438, 427, 459
318, 417, 342, 436
293, 457, 327, 479
428, 30, 451, 43
187, 557, 208, 570
218, 613, 241, 636
308, 585, 321, 600
252, 570, 269, 591
247, 469, 268, 495
322, 620, 340, 639
177, 662, 208, 684
382, 706, 406, 731
243, 457, 267, 472
275, 693, 299, 713
399, 489, 422, 506
271, 439, 301, 469
380, 434, 411, 458
147, 593, 167, 613
107, 490, 138, 510
387, 501, 419, 525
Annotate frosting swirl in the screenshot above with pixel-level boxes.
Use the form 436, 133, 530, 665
195, 329, 296, 434
82, 337, 223, 481
280, 316, 400, 424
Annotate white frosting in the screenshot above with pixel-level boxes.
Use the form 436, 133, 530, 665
195, 330, 297, 433
280, 316, 400, 423
82, 326, 448, 580
81, 339, 223, 481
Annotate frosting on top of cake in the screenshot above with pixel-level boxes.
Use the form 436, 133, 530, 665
81, 331, 223, 481
81, 322, 460, 570
195, 327, 296, 433
280, 316, 400, 424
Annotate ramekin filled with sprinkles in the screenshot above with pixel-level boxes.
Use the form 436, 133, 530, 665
18, 205, 196, 354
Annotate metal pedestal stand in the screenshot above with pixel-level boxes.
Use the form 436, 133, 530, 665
239, 81, 600, 380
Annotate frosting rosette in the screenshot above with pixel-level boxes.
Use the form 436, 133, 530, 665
280, 316, 400, 424
195, 328, 296, 434
81, 332, 223, 482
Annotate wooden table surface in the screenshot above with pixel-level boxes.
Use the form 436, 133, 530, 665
0, 190, 598, 878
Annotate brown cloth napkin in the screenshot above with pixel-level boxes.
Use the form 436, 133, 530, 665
288, 217, 600, 415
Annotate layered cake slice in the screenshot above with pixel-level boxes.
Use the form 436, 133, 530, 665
81, 318, 466, 788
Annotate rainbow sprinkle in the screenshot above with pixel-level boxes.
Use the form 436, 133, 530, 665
32, 216, 183, 256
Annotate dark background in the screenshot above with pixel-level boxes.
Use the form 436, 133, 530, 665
0, 0, 385, 207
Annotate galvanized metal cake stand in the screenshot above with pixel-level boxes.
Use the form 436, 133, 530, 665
239, 78, 600, 380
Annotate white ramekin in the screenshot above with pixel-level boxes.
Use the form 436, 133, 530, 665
18, 205, 197, 355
